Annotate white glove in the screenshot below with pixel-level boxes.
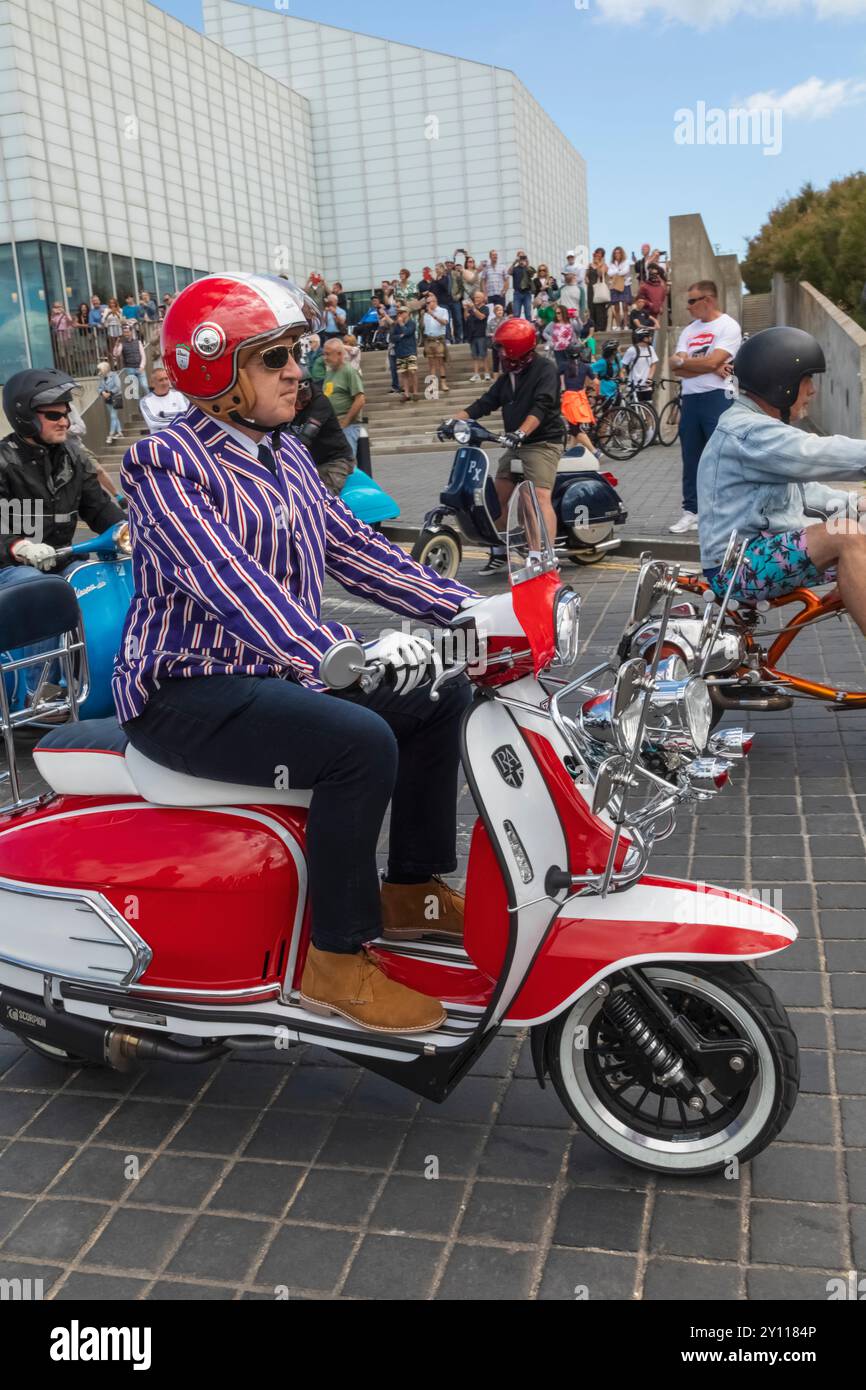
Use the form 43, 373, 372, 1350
11, 540, 57, 571
364, 629, 436, 695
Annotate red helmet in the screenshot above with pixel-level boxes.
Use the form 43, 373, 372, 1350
161, 273, 321, 422
493, 317, 537, 371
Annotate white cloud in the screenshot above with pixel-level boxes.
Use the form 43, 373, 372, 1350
742, 75, 866, 117
593, 0, 866, 26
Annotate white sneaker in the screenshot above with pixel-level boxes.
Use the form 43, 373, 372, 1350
470, 373, 481, 382
669, 511, 699, 534
483, 372, 491, 380
105, 435, 114, 444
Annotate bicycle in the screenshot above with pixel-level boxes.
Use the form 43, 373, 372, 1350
656, 377, 682, 446
621, 380, 659, 448
589, 387, 645, 462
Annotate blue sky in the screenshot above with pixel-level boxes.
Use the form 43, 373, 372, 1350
165, 0, 865, 264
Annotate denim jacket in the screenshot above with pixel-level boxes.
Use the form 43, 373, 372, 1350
698, 397, 866, 568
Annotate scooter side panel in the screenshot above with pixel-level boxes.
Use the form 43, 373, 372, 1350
0, 799, 306, 993
459, 698, 568, 1029
505, 875, 798, 1025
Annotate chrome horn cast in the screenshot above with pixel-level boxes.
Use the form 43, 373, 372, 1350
548, 558, 754, 899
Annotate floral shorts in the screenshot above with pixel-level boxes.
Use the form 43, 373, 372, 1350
706, 530, 824, 602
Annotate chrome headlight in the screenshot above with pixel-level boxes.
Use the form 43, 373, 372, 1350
554, 588, 581, 665
647, 676, 712, 751
114, 522, 131, 556
581, 691, 642, 753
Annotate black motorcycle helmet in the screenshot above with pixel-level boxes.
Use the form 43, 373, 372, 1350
2, 368, 77, 440
733, 327, 826, 423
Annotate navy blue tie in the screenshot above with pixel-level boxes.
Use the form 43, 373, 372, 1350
257, 442, 276, 475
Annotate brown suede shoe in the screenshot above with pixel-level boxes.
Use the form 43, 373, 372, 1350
380, 877, 465, 942
299, 944, 446, 1033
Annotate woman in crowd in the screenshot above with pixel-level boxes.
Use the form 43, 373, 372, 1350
608, 246, 633, 330
587, 248, 610, 332
75, 302, 91, 330
544, 303, 578, 385
49, 302, 75, 367
460, 255, 480, 301
96, 359, 124, 444
103, 296, 125, 347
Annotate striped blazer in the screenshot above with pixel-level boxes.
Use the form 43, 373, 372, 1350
112, 406, 474, 722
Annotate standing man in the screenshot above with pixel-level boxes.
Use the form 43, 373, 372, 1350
139, 367, 189, 433
480, 250, 508, 309
290, 369, 356, 494
508, 250, 536, 321
319, 294, 347, 343
322, 337, 366, 457
669, 280, 742, 534
443, 317, 563, 571
421, 291, 450, 396
114, 323, 149, 402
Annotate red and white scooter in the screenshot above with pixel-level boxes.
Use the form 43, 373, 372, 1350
0, 485, 798, 1175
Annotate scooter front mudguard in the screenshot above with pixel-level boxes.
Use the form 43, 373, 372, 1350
340, 468, 400, 526
504, 876, 797, 1026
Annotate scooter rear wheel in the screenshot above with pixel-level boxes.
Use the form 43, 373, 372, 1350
546, 963, 798, 1174
411, 528, 462, 580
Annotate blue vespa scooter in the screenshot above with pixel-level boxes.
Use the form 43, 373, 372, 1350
411, 420, 627, 579
1, 522, 133, 722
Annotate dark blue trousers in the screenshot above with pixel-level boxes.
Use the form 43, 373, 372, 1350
123, 673, 472, 953
679, 389, 732, 514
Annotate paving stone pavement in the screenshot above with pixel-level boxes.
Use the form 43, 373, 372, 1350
1, 556, 865, 1301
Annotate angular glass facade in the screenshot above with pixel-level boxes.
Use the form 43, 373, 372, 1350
0, 241, 210, 383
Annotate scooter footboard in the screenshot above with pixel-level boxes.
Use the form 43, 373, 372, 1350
505, 876, 797, 1026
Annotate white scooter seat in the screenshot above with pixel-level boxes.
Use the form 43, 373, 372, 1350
35, 718, 312, 808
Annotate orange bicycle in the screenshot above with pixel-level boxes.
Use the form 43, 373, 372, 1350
621, 540, 866, 716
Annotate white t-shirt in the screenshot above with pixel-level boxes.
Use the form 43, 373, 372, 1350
675, 313, 742, 395
423, 308, 448, 338
622, 343, 658, 386
561, 263, 585, 285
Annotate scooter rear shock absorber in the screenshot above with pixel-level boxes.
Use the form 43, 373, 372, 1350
603, 991, 689, 1091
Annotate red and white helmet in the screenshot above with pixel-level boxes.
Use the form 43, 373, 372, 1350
492, 316, 537, 372
161, 273, 321, 421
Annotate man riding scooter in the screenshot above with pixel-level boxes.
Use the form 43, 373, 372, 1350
288, 366, 355, 495
113, 273, 480, 1036
698, 327, 866, 633
0, 369, 125, 706
441, 316, 564, 573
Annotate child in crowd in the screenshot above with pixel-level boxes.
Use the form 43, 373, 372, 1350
621, 329, 658, 400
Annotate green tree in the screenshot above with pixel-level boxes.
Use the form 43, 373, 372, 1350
742, 173, 866, 326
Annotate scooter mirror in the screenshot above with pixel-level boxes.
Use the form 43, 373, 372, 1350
592, 752, 630, 817
629, 559, 666, 626
613, 657, 646, 720
318, 639, 367, 690
720, 530, 742, 576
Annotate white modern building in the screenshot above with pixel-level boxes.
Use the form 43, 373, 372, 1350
203, 1, 588, 293
0, 0, 588, 382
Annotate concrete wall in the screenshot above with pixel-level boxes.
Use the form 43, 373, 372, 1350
716, 254, 742, 323
669, 214, 741, 335
773, 273, 866, 438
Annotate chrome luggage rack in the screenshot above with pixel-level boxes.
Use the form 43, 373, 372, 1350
546, 560, 734, 899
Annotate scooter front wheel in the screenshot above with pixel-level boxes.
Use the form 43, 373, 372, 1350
411, 528, 462, 579
546, 963, 798, 1175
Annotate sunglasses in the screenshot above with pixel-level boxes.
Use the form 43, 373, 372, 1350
254, 341, 305, 370
687, 295, 706, 306
36, 407, 70, 421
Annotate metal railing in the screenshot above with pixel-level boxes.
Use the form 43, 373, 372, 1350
49, 319, 161, 379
